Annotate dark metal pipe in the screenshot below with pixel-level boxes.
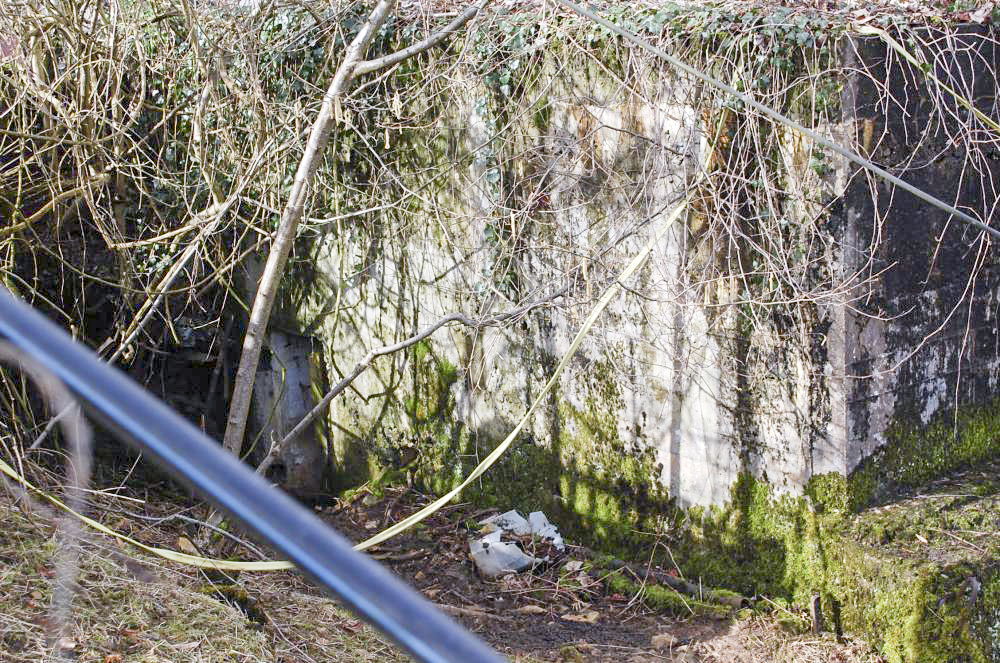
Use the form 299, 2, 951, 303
0, 286, 507, 663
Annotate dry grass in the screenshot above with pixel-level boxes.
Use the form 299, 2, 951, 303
687, 617, 886, 663
0, 487, 409, 663
0, 480, 892, 663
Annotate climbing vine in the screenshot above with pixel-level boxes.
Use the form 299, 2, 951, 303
1, 0, 998, 517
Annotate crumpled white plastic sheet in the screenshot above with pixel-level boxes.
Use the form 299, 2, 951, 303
469, 509, 565, 578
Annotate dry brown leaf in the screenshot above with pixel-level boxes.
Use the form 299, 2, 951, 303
176, 536, 199, 556
561, 610, 599, 624
516, 604, 547, 615
340, 619, 362, 633
651, 632, 678, 649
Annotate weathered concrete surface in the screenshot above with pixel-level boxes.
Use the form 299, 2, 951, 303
829, 26, 1000, 501
250, 330, 326, 496
256, 26, 1000, 518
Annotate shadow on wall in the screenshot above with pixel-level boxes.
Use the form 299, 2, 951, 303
394, 338, 792, 598
410, 422, 790, 598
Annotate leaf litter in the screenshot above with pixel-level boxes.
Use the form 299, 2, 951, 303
0, 480, 886, 662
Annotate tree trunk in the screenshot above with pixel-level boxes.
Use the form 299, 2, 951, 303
221, 0, 397, 457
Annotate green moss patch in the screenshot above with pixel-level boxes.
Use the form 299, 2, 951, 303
601, 569, 733, 618
848, 399, 1000, 510
670, 460, 1000, 663
829, 468, 1000, 663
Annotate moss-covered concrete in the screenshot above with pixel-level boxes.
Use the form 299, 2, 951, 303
830, 464, 1000, 663
397, 348, 678, 560
667, 456, 1000, 663
393, 331, 1000, 663
848, 398, 1000, 511
400, 396, 1000, 663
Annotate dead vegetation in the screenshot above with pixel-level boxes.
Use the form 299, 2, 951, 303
0, 482, 410, 663
0, 472, 886, 663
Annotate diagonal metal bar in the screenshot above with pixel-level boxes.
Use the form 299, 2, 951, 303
0, 286, 507, 663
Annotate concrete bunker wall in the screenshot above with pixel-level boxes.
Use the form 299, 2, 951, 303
831, 25, 1000, 503
258, 25, 1000, 530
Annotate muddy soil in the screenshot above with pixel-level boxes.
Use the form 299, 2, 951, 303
308, 486, 884, 663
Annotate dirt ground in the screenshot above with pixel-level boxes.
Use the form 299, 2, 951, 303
309, 486, 883, 663
0, 476, 885, 663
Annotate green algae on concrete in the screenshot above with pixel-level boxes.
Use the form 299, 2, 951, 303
381, 348, 682, 564
674, 462, 1000, 663
849, 398, 1000, 511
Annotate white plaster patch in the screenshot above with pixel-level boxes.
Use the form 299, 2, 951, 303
921, 376, 948, 425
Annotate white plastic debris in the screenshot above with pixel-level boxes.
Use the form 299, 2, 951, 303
480, 509, 532, 536
469, 530, 539, 578
527, 511, 565, 551
469, 509, 566, 578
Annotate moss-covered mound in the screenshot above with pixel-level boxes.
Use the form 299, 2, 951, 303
673, 460, 1000, 663
833, 461, 1000, 663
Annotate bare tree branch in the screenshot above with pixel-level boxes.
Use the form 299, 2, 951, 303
0, 174, 110, 240
262, 289, 566, 471
223, 0, 491, 458
353, 0, 487, 77
221, 0, 399, 456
